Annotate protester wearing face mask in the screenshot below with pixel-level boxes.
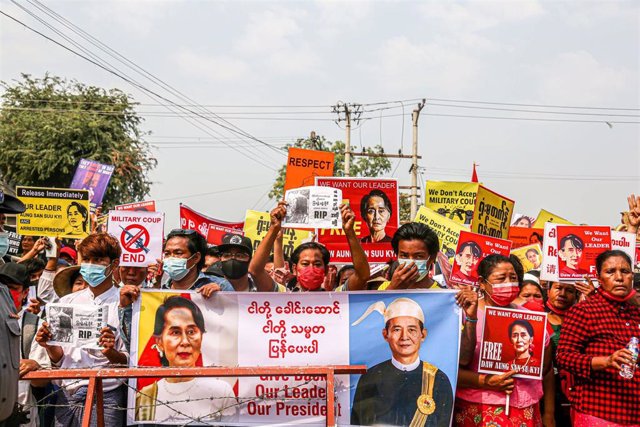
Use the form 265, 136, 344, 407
34, 233, 129, 426
250, 201, 370, 292
455, 254, 553, 427
0, 262, 50, 427
377, 222, 439, 290
161, 229, 233, 297
217, 233, 281, 292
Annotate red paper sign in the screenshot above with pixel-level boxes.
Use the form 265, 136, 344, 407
450, 230, 512, 286
556, 226, 611, 279
479, 307, 548, 379
508, 227, 544, 249
115, 200, 156, 212
315, 177, 398, 263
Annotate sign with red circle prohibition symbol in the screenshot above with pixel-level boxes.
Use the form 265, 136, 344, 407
120, 224, 150, 253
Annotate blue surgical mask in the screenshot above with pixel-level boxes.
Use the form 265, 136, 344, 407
398, 258, 430, 282
80, 263, 112, 287
0, 233, 8, 258
163, 256, 194, 281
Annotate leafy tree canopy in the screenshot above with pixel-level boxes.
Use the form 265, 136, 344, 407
0, 73, 156, 209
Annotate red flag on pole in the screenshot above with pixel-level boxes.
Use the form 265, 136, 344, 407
471, 162, 479, 183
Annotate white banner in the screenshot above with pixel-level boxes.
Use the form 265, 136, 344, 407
107, 210, 164, 266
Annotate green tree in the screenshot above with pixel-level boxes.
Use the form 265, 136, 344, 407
0, 74, 156, 209
269, 133, 393, 200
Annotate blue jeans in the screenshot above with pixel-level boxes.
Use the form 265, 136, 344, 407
54, 385, 126, 427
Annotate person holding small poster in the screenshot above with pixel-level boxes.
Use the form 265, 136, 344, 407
250, 201, 370, 291
455, 254, 554, 427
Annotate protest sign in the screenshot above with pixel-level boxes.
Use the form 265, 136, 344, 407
16, 186, 90, 239
316, 177, 399, 263
414, 206, 468, 261
424, 181, 479, 226
179, 204, 244, 241
94, 214, 108, 234
207, 224, 244, 246
511, 214, 535, 228
283, 186, 342, 229
450, 230, 512, 286
556, 226, 611, 280
69, 158, 115, 211
479, 307, 547, 380
284, 147, 335, 192
511, 244, 543, 271
508, 227, 544, 249
532, 209, 573, 228
115, 200, 156, 212
540, 223, 559, 281
611, 230, 637, 266
129, 290, 461, 426
243, 210, 311, 259
470, 185, 514, 239
2, 225, 21, 256
46, 303, 107, 349
107, 210, 164, 266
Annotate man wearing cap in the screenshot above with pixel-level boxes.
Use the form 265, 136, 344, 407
0, 262, 50, 426
216, 233, 280, 292
0, 189, 26, 425
351, 297, 453, 427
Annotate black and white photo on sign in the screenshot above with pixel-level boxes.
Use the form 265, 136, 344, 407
48, 306, 74, 344
285, 188, 310, 224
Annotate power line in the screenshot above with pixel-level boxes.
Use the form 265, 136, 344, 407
2, 4, 283, 170
426, 97, 640, 112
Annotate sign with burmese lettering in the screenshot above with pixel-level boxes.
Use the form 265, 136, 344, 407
128, 290, 461, 426
478, 307, 548, 380
470, 185, 514, 239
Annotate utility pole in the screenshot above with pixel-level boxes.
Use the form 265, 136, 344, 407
333, 102, 362, 176
410, 99, 426, 220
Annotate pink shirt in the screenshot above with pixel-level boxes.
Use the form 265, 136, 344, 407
456, 306, 549, 408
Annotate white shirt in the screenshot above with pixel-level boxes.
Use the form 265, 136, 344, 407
34, 269, 58, 305
18, 310, 50, 427
391, 356, 421, 372
54, 286, 127, 394
153, 377, 237, 423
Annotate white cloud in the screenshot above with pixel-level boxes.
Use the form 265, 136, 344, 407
372, 36, 481, 93
172, 50, 249, 81
419, 0, 545, 32
87, 0, 177, 37
533, 51, 633, 105
313, 1, 372, 39
234, 7, 305, 55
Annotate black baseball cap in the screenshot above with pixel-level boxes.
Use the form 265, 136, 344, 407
0, 190, 26, 214
0, 262, 31, 288
217, 233, 253, 257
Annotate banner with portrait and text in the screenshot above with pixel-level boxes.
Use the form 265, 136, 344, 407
128, 290, 461, 426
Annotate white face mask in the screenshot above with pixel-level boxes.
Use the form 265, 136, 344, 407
398, 258, 429, 282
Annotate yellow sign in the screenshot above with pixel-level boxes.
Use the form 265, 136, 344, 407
243, 210, 311, 259
16, 186, 90, 238
511, 243, 543, 272
471, 185, 514, 239
532, 209, 573, 228
414, 206, 468, 261
424, 181, 479, 226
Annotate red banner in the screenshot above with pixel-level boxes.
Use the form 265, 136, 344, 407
315, 177, 398, 263
179, 204, 244, 243
115, 200, 156, 212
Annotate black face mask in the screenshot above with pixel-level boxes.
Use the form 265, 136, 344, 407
221, 259, 249, 280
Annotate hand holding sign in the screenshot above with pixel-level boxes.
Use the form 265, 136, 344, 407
270, 201, 287, 228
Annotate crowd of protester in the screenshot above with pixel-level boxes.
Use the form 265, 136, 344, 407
0, 192, 639, 427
